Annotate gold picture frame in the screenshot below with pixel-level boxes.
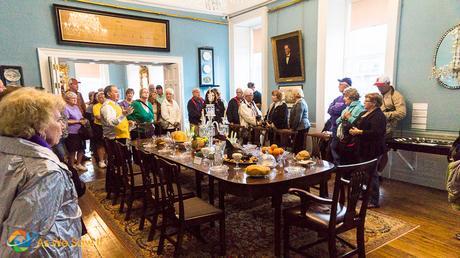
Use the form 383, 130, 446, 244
54, 4, 170, 51
271, 30, 305, 83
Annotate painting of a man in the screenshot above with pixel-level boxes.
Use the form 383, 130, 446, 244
271, 30, 305, 83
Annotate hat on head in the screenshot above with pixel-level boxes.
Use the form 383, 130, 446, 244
374, 75, 390, 87
337, 77, 352, 86
68, 78, 81, 84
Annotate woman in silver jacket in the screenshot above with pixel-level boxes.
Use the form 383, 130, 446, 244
0, 88, 82, 257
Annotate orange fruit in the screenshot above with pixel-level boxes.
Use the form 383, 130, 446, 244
272, 148, 284, 156
268, 148, 273, 155
262, 146, 270, 153
270, 144, 278, 150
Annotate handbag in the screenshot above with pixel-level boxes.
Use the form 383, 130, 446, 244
78, 123, 93, 140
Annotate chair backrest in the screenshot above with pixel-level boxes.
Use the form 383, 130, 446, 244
154, 156, 185, 220
307, 132, 331, 159
273, 129, 297, 149
114, 141, 136, 189
329, 159, 378, 230
131, 146, 155, 189
250, 126, 269, 146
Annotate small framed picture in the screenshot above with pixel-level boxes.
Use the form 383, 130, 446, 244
0, 65, 24, 86
278, 84, 303, 108
198, 47, 215, 87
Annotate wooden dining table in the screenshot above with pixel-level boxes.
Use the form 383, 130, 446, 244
132, 139, 335, 256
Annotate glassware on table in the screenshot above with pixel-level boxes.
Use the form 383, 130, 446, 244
201, 146, 215, 166
184, 141, 192, 153
232, 152, 243, 170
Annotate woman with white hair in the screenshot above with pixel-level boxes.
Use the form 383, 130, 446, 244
0, 88, 82, 257
64, 91, 88, 171
239, 88, 262, 128
289, 88, 311, 154
160, 88, 181, 132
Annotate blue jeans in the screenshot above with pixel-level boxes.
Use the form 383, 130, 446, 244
370, 156, 382, 205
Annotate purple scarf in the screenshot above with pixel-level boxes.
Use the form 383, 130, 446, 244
28, 134, 51, 149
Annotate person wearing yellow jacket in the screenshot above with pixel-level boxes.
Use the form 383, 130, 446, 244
100, 85, 133, 143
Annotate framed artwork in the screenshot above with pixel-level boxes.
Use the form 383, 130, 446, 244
278, 84, 303, 108
54, 4, 170, 51
271, 30, 305, 83
198, 47, 215, 87
0, 65, 24, 86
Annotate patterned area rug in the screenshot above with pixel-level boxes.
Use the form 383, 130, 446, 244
84, 173, 418, 257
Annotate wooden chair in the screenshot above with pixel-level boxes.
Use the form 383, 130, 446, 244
307, 132, 332, 197
272, 129, 297, 150
104, 138, 124, 205
250, 126, 269, 146
131, 148, 194, 240
307, 132, 331, 160
113, 141, 144, 220
283, 159, 378, 258
155, 156, 226, 256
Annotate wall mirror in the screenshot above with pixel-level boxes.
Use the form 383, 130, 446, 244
432, 23, 460, 89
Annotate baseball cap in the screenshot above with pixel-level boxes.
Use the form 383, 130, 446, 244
337, 77, 352, 86
69, 78, 81, 84
374, 75, 390, 87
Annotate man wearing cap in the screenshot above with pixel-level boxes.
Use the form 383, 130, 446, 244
374, 75, 407, 172
68, 78, 86, 114
327, 77, 352, 163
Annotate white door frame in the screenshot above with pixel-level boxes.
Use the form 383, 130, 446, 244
229, 7, 268, 112
37, 47, 185, 126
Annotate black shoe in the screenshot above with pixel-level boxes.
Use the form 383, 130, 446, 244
83, 156, 91, 162
456, 233, 460, 240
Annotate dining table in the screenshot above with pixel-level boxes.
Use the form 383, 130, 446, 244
131, 138, 335, 256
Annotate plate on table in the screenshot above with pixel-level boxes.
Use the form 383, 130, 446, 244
296, 159, 316, 166
223, 156, 258, 165
284, 166, 306, 174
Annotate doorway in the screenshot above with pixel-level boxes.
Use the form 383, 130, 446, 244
38, 48, 185, 128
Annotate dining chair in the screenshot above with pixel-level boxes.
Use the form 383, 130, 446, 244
113, 141, 144, 220
283, 159, 378, 258
104, 138, 124, 205
131, 147, 194, 240
272, 128, 297, 151
307, 132, 332, 197
155, 156, 226, 256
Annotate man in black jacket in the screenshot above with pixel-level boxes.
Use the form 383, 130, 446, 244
187, 88, 205, 134
226, 88, 243, 124
248, 82, 262, 110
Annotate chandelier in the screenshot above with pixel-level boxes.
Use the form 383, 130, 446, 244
431, 27, 460, 80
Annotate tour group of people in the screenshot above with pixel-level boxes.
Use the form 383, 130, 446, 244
0, 73, 414, 256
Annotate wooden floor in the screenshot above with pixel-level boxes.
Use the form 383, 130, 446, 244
78, 162, 460, 258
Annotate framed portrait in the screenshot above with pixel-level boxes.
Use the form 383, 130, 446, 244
271, 30, 305, 83
278, 84, 303, 108
54, 4, 170, 51
198, 47, 215, 87
0, 65, 24, 86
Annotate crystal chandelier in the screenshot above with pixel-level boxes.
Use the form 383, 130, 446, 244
431, 27, 460, 80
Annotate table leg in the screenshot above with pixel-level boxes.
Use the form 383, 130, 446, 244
218, 181, 225, 210
195, 171, 202, 198
272, 193, 282, 256
209, 176, 215, 205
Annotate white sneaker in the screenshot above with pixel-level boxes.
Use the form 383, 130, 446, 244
76, 164, 88, 171
98, 161, 107, 168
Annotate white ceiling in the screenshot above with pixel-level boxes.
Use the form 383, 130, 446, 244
117, 0, 272, 16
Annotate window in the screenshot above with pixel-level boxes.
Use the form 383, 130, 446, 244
74, 63, 109, 102
344, 24, 387, 99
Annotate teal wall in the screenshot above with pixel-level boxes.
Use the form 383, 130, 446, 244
0, 0, 229, 105
396, 0, 460, 131
267, 0, 318, 123
108, 64, 128, 94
